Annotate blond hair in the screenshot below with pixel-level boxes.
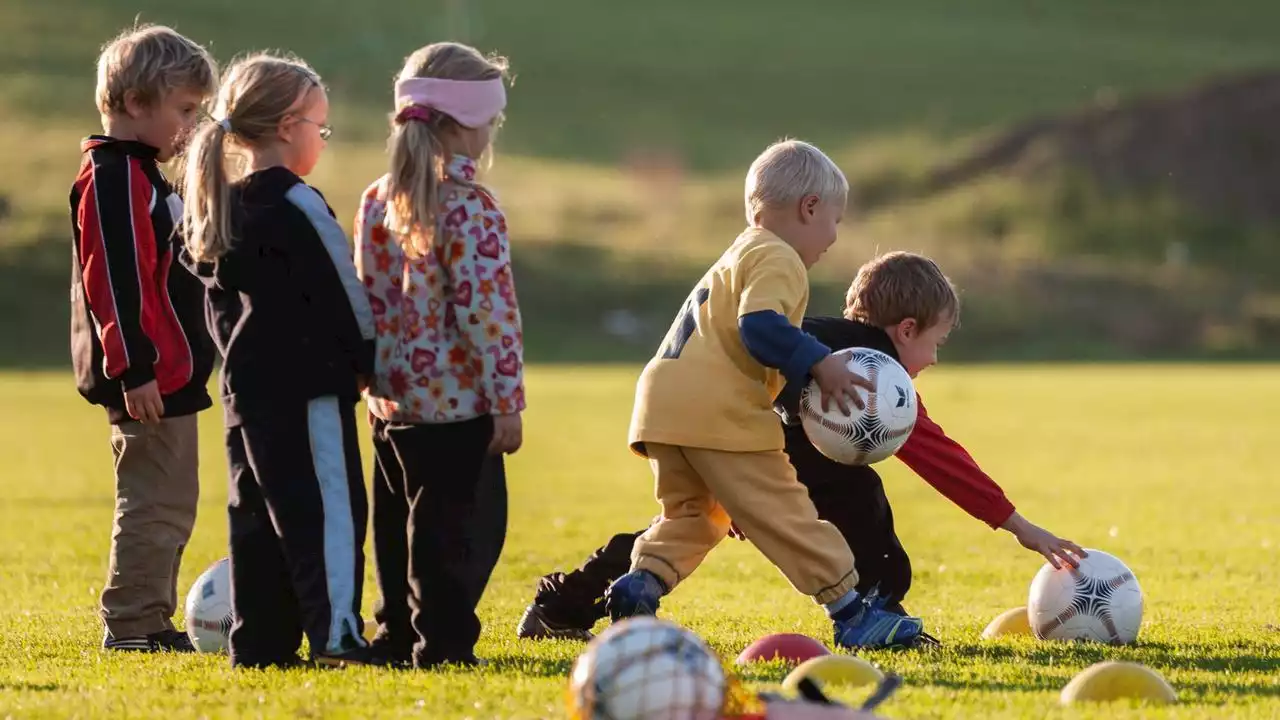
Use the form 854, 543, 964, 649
385, 42, 509, 257
96, 24, 217, 116
844, 251, 960, 329
182, 54, 323, 262
744, 139, 848, 224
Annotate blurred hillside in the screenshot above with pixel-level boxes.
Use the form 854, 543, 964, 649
2, 0, 1279, 365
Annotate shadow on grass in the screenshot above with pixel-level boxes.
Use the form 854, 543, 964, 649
0, 682, 61, 692
1175, 680, 1280, 700
731, 638, 1279, 700
951, 639, 1280, 675
925, 677, 1066, 694
888, 639, 1280, 702
923, 675, 1280, 702
925, 676, 1280, 700
651, 641, 1280, 702
476, 653, 576, 678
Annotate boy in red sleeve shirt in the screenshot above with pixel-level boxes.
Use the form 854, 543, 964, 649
70, 25, 217, 652
517, 252, 1082, 642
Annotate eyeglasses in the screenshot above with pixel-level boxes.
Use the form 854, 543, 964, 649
295, 117, 333, 141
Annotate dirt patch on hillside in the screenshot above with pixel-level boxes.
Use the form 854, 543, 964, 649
926, 71, 1280, 222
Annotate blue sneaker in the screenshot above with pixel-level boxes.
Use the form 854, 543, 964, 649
833, 593, 925, 649
603, 570, 666, 621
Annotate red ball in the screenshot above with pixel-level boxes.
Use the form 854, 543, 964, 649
735, 632, 831, 665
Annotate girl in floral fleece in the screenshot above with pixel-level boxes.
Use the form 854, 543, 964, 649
354, 41, 523, 669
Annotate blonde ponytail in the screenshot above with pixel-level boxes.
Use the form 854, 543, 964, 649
385, 118, 447, 257
182, 120, 232, 261
180, 53, 323, 261
384, 42, 508, 259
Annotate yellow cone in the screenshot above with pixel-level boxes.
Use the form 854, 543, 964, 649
981, 606, 1032, 639
782, 654, 885, 694
1060, 661, 1177, 705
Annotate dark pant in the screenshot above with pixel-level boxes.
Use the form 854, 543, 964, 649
808, 477, 912, 608
535, 457, 911, 627
369, 415, 501, 667
785, 425, 912, 608
534, 530, 643, 629
225, 397, 368, 668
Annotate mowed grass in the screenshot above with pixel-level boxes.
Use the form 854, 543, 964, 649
0, 365, 1277, 719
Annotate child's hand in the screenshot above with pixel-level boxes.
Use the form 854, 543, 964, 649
489, 412, 523, 455
124, 380, 164, 424
810, 354, 874, 415
1002, 512, 1087, 569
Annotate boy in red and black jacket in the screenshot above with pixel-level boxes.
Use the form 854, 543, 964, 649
517, 252, 1083, 642
69, 25, 217, 652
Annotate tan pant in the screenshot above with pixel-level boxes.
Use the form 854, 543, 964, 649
631, 443, 857, 605
102, 415, 200, 637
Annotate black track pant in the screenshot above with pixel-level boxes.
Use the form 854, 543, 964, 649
226, 397, 368, 667
533, 432, 911, 627
369, 416, 502, 667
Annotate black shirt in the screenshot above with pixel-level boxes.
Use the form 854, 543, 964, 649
185, 167, 375, 425
774, 316, 901, 427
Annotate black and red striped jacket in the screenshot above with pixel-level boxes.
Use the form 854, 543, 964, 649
69, 136, 213, 424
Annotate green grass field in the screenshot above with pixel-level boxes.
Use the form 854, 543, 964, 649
0, 366, 1276, 718
1, 5, 1279, 716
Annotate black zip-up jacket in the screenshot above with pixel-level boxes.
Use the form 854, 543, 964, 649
69, 136, 213, 423
184, 167, 375, 426
774, 316, 902, 428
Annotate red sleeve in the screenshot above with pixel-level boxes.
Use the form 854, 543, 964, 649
895, 395, 1016, 528
76, 155, 160, 389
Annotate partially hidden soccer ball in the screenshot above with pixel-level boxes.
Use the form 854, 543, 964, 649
1028, 549, 1143, 645
799, 347, 917, 465
184, 558, 234, 653
569, 617, 726, 720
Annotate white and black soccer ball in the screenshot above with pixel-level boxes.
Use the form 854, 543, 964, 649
1028, 549, 1144, 645
799, 347, 917, 465
569, 617, 726, 720
184, 558, 234, 653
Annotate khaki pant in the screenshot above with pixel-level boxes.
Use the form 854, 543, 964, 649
631, 443, 857, 605
102, 415, 200, 637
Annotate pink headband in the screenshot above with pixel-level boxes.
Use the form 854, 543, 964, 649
394, 77, 506, 129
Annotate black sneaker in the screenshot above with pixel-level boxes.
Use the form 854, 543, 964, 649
366, 636, 412, 668
913, 630, 943, 648
103, 628, 196, 653
515, 604, 594, 642
313, 644, 394, 668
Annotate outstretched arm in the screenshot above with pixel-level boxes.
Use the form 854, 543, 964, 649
999, 511, 1086, 569
897, 396, 1084, 567
896, 396, 1016, 527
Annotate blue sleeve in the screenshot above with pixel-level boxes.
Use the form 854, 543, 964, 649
738, 310, 830, 385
